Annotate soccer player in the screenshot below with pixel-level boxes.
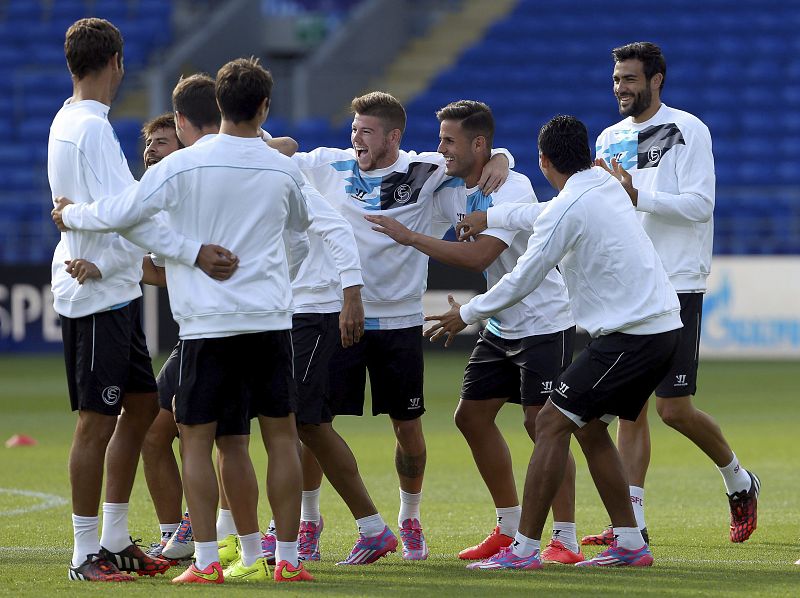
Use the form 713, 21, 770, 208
54, 57, 315, 583
49, 18, 234, 583
585, 41, 759, 545
365, 100, 584, 563
426, 115, 682, 570
291, 91, 511, 559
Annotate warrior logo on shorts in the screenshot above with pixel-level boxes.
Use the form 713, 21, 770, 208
102, 386, 121, 406
556, 382, 570, 398
541, 381, 553, 394
675, 374, 688, 386
409, 397, 422, 409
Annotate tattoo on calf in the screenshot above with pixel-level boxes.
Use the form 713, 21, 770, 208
395, 450, 426, 479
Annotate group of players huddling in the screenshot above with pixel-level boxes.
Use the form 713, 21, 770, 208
48, 17, 762, 583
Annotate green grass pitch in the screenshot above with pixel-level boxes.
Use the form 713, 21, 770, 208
0, 353, 798, 596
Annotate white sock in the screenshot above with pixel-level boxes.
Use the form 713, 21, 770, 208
301, 487, 321, 524
496, 505, 521, 538
630, 486, 647, 530
510, 532, 540, 558
239, 531, 264, 567
613, 526, 645, 550
398, 489, 422, 527
216, 508, 237, 540
71, 514, 100, 567
99, 502, 130, 553
551, 521, 578, 553
356, 513, 386, 537
718, 453, 751, 494
194, 540, 220, 570
159, 522, 180, 542
266, 519, 277, 536
276, 540, 298, 567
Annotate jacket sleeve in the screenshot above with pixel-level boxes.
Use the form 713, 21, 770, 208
635, 122, 715, 223
460, 199, 581, 324
120, 212, 201, 267
301, 177, 363, 288
486, 202, 548, 231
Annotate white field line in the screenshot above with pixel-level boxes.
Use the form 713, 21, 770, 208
0, 488, 68, 516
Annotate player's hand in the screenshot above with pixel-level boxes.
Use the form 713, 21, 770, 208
64, 259, 102, 284
339, 285, 365, 348
195, 244, 239, 281
364, 214, 416, 246
423, 294, 466, 348
456, 210, 488, 241
51, 196, 74, 231
477, 153, 509, 195
594, 157, 638, 206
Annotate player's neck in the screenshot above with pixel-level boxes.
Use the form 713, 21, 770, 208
71, 76, 113, 107
464, 157, 489, 189
631, 99, 662, 124
219, 119, 261, 138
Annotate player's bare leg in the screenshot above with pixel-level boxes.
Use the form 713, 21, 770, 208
617, 400, 651, 487
216, 435, 259, 535
141, 408, 182, 525
177, 422, 219, 543
105, 393, 159, 502
298, 423, 377, 518
454, 398, 517, 506
656, 395, 733, 465
392, 417, 428, 559
258, 415, 303, 549
301, 442, 325, 492
70, 411, 117, 516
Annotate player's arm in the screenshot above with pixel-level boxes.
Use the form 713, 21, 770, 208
425, 200, 581, 346
141, 255, 167, 287
456, 202, 547, 240
366, 214, 506, 272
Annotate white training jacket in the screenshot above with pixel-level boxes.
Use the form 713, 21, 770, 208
61, 133, 310, 339
595, 103, 715, 293
461, 167, 682, 338
433, 170, 574, 339
48, 99, 200, 318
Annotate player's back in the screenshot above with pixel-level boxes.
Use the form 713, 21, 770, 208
141, 133, 310, 338
541, 167, 680, 337
48, 99, 142, 317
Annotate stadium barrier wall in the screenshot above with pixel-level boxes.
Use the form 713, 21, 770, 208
2, 257, 799, 359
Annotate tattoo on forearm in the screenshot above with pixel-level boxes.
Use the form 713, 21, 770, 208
395, 450, 426, 479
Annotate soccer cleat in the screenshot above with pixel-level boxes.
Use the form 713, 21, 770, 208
162, 512, 194, 561
575, 541, 653, 567
581, 525, 649, 546
145, 539, 180, 565
68, 553, 135, 582
458, 526, 514, 560
466, 546, 543, 570
223, 556, 271, 581
399, 518, 429, 560
218, 534, 240, 567
274, 560, 314, 582
541, 539, 585, 564
336, 526, 398, 565
99, 539, 171, 576
728, 471, 760, 543
297, 517, 323, 561
171, 561, 224, 584
261, 530, 276, 566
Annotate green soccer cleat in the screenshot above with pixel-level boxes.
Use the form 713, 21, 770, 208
223, 556, 271, 582
218, 534, 240, 567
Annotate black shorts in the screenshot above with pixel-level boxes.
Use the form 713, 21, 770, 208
461, 327, 576, 407
293, 312, 340, 425
174, 331, 297, 436
60, 297, 157, 416
329, 326, 424, 421
550, 329, 681, 425
655, 293, 702, 398
157, 343, 180, 412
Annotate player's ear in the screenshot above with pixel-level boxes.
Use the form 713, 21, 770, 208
472, 135, 486, 154
388, 127, 402, 146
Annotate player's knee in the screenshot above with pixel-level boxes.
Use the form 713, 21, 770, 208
393, 418, 424, 449
453, 405, 479, 435
656, 400, 691, 429
523, 412, 538, 442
